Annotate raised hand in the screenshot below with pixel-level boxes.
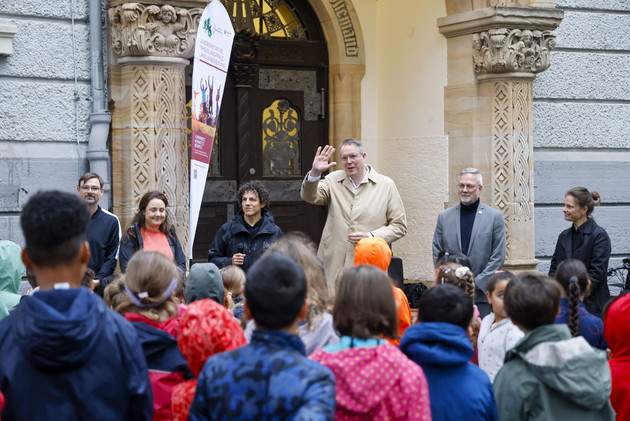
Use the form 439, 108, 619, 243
310, 145, 337, 177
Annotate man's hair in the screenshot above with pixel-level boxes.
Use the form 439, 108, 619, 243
504, 271, 562, 331
334, 265, 398, 340
78, 172, 104, 188
339, 138, 365, 154
458, 168, 482, 187
246, 253, 307, 329
20, 190, 90, 267
418, 284, 473, 330
237, 180, 270, 209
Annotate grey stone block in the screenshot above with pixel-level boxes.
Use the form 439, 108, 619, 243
533, 102, 630, 148
555, 11, 630, 51
0, 19, 90, 80
0, 79, 91, 142
0, 158, 87, 213
0, 216, 24, 247
557, 0, 630, 11
534, 158, 630, 203
0, 0, 88, 20
534, 51, 630, 100
535, 206, 630, 257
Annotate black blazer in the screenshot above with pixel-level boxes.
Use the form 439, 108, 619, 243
548, 218, 611, 317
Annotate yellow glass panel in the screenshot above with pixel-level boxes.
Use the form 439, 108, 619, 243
262, 99, 301, 176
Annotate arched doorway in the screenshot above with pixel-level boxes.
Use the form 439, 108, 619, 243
191, 0, 329, 261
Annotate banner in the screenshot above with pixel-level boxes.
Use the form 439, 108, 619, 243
189, 0, 235, 256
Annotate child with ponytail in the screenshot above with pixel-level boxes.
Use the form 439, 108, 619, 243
554, 258, 607, 349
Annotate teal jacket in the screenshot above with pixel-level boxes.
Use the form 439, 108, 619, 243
494, 324, 615, 421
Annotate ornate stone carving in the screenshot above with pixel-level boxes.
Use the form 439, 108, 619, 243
109, 3, 202, 58
491, 80, 533, 260
473, 28, 557, 74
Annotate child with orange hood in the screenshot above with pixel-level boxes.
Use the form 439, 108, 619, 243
353, 237, 412, 345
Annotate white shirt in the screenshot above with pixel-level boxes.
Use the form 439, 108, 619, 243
478, 313, 524, 383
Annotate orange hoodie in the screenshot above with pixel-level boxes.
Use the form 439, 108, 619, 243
354, 237, 412, 345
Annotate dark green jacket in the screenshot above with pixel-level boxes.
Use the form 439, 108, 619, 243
494, 324, 615, 421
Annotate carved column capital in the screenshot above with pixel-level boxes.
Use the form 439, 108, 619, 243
108, 3, 203, 58
473, 28, 557, 75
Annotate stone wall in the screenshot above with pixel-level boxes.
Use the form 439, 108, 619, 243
533, 0, 630, 276
0, 1, 92, 244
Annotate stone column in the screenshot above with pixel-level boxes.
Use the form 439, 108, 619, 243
329, 64, 365, 151
108, 1, 205, 258
438, 7, 563, 272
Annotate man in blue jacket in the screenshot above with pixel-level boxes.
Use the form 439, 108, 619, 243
208, 180, 283, 272
0, 190, 153, 420
77, 172, 121, 294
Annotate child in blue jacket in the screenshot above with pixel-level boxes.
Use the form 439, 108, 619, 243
188, 253, 336, 420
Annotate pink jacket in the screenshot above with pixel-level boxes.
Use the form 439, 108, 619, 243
310, 343, 431, 420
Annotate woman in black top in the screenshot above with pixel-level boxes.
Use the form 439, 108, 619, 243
548, 187, 611, 318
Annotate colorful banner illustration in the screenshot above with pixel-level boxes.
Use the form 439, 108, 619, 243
189, 0, 235, 256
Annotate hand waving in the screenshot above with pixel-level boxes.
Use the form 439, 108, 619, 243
310, 145, 337, 177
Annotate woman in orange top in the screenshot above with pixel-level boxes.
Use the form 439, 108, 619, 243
119, 191, 186, 278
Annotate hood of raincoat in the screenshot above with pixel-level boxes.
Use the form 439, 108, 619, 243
177, 299, 246, 376
604, 294, 630, 359
14, 287, 105, 371
0, 240, 25, 319
399, 322, 473, 367
185, 263, 224, 304
311, 343, 409, 414
353, 237, 392, 272
505, 323, 612, 409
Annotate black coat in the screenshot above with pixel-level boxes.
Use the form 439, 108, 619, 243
119, 223, 187, 278
208, 211, 283, 273
548, 218, 611, 318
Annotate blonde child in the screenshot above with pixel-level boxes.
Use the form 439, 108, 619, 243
219, 265, 246, 320
477, 271, 523, 382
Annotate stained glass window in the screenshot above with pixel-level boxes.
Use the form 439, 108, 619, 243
219, 0, 309, 40
262, 98, 301, 176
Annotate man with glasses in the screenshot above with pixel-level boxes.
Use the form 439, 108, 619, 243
301, 138, 407, 292
77, 172, 121, 293
432, 168, 506, 316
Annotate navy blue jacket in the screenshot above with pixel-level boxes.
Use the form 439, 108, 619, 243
208, 211, 283, 273
87, 206, 121, 284
189, 329, 336, 421
119, 223, 186, 277
0, 288, 153, 420
400, 322, 497, 421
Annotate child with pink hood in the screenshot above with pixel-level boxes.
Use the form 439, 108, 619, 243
310, 265, 431, 420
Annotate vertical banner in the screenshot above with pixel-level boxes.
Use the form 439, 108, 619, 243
189, 0, 234, 256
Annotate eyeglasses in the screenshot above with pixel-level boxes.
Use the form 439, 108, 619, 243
457, 184, 477, 191
341, 153, 361, 161
79, 186, 101, 192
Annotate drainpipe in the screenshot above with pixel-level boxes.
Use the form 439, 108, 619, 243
87, 0, 113, 209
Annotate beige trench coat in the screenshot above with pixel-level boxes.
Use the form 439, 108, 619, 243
301, 167, 407, 291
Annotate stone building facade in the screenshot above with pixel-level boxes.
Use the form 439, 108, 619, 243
1, 0, 628, 282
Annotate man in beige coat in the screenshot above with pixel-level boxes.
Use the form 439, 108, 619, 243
301, 138, 407, 291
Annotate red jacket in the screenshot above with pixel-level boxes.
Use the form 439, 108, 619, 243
604, 294, 630, 421
171, 299, 246, 421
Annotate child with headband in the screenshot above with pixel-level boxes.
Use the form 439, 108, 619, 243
115, 251, 193, 421
435, 262, 482, 364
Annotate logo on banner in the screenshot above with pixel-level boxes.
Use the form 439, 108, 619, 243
203, 18, 213, 39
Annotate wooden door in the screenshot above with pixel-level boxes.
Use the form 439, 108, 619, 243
191, 25, 329, 262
